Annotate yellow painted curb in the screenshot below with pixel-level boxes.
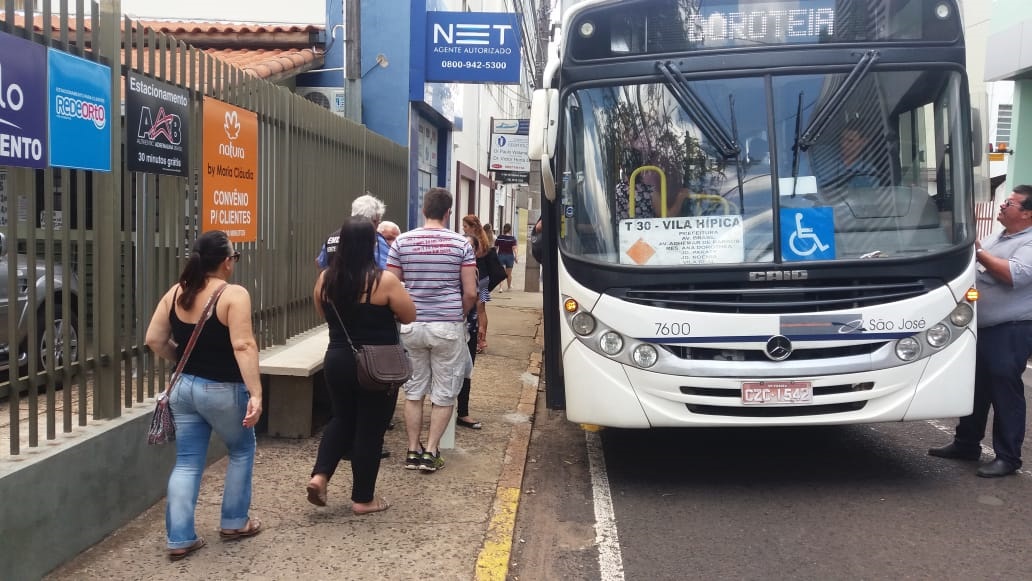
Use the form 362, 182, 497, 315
475, 314, 543, 581
475, 486, 522, 581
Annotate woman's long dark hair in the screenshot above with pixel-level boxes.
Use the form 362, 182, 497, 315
178, 230, 233, 309
321, 216, 380, 309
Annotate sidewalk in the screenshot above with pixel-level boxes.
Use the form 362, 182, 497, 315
47, 259, 543, 581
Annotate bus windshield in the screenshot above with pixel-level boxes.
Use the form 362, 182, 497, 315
558, 67, 970, 266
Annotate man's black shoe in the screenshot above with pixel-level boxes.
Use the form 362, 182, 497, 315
928, 442, 981, 461
976, 458, 1019, 478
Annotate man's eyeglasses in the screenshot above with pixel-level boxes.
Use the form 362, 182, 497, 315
229, 251, 241, 262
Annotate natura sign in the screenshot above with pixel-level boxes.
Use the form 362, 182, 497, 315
202, 97, 258, 243
426, 11, 521, 84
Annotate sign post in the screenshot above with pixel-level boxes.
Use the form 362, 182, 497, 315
489, 119, 530, 184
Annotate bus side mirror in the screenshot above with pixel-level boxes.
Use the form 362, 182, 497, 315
529, 88, 559, 201
971, 109, 984, 167
528, 88, 558, 160
0, 232, 6, 258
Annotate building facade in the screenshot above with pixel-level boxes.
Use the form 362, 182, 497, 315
986, 0, 1032, 191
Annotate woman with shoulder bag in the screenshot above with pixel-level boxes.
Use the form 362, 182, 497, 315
144, 230, 264, 561
307, 216, 416, 514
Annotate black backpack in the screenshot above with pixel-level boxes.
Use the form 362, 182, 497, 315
530, 218, 544, 264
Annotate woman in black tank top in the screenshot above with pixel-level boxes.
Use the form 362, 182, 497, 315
306, 216, 416, 515
144, 230, 264, 559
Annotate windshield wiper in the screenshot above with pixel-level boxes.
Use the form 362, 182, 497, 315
790, 91, 804, 197
796, 50, 880, 151
657, 61, 740, 159
727, 93, 745, 213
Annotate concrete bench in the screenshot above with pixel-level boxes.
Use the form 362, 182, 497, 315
258, 326, 329, 438
257, 324, 457, 449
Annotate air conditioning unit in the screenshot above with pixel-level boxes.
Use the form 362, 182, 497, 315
296, 87, 347, 115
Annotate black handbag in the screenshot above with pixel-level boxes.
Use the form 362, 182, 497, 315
484, 247, 507, 292
329, 302, 412, 393
147, 283, 228, 445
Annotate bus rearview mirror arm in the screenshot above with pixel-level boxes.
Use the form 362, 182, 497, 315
971, 109, 984, 167
541, 154, 557, 201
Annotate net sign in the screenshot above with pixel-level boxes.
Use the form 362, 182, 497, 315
426, 11, 522, 84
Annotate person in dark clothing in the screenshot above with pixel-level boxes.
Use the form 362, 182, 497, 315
306, 217, 416, 513
145, 230, 264, 560
928, 185, 1032, 478
494, 223, 518, 291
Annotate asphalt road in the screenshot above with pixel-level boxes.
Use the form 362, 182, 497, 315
511, 375, 1032, 581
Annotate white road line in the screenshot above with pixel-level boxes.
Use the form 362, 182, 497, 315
586, 429, 625, 581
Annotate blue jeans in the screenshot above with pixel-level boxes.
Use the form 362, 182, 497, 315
166, 373, 255, 549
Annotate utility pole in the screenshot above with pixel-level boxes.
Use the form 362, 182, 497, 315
344, 0, 362, 121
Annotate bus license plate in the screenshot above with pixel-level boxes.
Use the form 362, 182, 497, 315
741, 381, 813, 405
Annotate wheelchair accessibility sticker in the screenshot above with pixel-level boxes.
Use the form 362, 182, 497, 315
780, 207, 835, 261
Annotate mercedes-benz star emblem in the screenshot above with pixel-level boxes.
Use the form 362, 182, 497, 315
764, 335, 793, 361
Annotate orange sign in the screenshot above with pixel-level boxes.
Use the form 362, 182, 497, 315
202, 97, 258, 242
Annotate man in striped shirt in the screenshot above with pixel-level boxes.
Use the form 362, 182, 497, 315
387, 187, 478, 473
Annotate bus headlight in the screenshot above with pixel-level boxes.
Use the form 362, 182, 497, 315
599, 332, 624, 355
926, 323, 951, 348
949, 303, 974, 327
895, 337, 921, 361
631, 344, 658, 368
571, 312, 596, 335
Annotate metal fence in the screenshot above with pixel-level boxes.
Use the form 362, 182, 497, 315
0, 2, 408, 454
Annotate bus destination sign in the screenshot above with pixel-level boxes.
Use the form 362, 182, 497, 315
687, 3, 835, 44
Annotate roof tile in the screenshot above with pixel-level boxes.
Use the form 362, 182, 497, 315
2, 13, 324, 81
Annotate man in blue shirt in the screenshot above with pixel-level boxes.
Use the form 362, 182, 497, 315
316, 193, 391, 269
929, 184, 1032, 477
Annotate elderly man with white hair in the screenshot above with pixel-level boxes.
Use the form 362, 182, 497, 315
377, 220, 401, 246
316, 193, 390, 269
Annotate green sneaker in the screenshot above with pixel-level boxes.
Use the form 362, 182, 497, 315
405, 449, 423, 470
419, 451, 444, 472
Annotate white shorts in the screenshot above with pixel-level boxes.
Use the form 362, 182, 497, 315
399, 321, 469, 406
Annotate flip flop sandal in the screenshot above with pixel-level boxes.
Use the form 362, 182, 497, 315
219, 517, 263, 540
457, 418, 482, 429
168, 537, 206, 561
306, 482, 327, 507
352, 497, 390, 516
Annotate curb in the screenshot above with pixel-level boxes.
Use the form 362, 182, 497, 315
474, 317, 543, 581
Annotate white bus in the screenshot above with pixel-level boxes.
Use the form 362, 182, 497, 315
528, 0, 980, 427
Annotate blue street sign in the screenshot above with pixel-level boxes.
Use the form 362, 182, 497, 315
48, 48, 111, 171
780, 207, 836, 261
426, 11, 522, 84
0, 32, 48, 168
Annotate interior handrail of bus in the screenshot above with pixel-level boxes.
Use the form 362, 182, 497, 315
629, 165, 667, 218
684, 193, 735, 215
656, 61, 740, 159
797, 50, 880, 151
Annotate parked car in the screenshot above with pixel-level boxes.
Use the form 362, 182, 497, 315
0, 232, 80, 378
